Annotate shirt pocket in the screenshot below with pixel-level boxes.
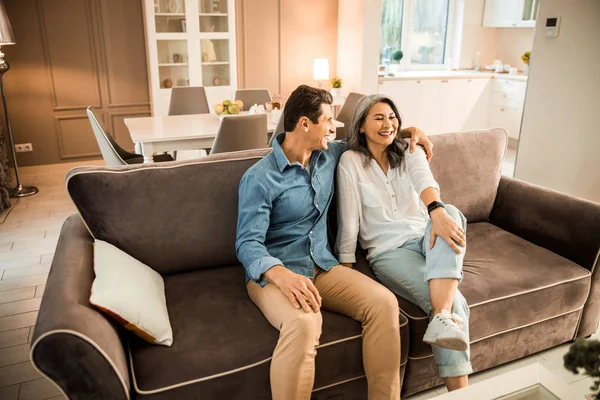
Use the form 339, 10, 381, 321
399, 179, 415, 199
358, 183, 383, 208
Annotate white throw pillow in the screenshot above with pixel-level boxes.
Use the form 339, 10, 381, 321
90, 240, 173, 346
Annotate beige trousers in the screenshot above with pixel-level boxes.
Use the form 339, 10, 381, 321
247, 265, 401, 400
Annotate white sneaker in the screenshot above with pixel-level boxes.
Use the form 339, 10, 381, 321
423, 310, 469, 351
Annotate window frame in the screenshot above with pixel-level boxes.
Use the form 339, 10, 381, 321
394, 0, 457, 71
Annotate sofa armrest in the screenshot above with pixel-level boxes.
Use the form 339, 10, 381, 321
489, 176, 600, 337
31, 215, 131, 400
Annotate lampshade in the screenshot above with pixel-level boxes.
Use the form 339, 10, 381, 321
0, 0, 15, 45
313, 58, 329, 81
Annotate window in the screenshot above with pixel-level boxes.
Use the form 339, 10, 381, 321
380, 0, 453, 71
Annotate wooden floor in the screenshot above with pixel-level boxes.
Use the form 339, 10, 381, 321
0, 155, 596, 400
0, 160, 102, 400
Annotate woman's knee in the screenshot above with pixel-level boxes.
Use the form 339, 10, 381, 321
444, 204, 467, 229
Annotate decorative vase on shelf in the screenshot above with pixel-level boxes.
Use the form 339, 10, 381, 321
163, 78, 173, 88
330, 88, 342, 97
168, 0, 181, 13
524, 64, 529, 75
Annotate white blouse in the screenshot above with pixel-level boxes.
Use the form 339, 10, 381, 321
335, 143, 440, 263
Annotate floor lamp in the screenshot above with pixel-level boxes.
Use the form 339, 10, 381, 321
0, 1, 37, 197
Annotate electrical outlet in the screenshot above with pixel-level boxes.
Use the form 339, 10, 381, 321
15, 143, 33, 153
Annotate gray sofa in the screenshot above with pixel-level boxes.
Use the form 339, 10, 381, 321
31, 128, 600, 399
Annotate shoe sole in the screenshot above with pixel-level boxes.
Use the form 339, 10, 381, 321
423, 337, 469, 352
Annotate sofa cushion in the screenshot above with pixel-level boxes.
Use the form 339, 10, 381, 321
129, 265, 409, 399
66, 149, 270, 276
427, 129, 507, 223
356, 222, 590, 359
91, 240, 173, 346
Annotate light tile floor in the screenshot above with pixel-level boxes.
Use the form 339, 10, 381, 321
0, 154, 596, 399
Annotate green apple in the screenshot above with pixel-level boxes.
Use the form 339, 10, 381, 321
228, 104, 240, 115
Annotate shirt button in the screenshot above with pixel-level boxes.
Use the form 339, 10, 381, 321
392, 194, 395, 198
386, 181, 390, 185
394, 209, 398, 212
309, 231, 313, 235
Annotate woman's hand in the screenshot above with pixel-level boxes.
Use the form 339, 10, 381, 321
400, 126, 434, 162
429, 208, 466, 254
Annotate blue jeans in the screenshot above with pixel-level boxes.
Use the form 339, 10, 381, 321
370, 204, 473, 378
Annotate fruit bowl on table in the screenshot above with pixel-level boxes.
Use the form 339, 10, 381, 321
214, 100, 243, 118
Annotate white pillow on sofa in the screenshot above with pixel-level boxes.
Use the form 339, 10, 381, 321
90, 240, 173, 346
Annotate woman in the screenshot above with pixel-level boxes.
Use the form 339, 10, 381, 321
335, 95, 472, 391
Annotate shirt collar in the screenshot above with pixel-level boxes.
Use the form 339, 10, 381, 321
272, 132, 291, 172
272, 132, 323, 173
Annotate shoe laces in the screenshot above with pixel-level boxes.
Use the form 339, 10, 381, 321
450, 313, 465, 329
436, 310, 464, 330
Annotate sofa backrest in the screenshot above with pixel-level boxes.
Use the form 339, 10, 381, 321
427, 128, 507, 222
67, 129, 506, 276
66, 149, 270, 276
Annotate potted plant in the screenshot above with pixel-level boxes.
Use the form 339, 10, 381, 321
330, 76, 343, 96
389, 49, 403, 74
564, 339, 600, 399
521, 51, 531, 74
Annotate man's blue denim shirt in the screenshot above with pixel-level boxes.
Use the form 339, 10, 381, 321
236, 133, 347, 286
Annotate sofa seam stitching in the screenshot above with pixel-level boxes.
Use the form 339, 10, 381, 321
130, 333, 365, 394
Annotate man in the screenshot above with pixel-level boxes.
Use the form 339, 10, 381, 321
236, 85, 433, 400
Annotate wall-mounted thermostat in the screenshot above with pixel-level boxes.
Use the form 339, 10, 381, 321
546, 17, 561, 37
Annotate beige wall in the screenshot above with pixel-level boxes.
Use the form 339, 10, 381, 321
236, 0, 339, 100
515, 0, 600, 202
3, 0, 150, 167
459, 0, 534, 71
495, 28, 535, 69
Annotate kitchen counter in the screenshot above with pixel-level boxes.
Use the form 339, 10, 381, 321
380, 70, 528, 82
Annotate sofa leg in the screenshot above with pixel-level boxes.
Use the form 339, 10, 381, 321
570, 335, 592, 342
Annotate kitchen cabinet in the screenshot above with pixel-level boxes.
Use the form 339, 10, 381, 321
463, 78, 491, 130
377, 80, 419, 129
488, 79, 527, 139
378, 77, 491, 135
483, 0, 539, 28
439, 79, 467, 133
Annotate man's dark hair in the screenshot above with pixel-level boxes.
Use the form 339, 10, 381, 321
283, 85, 333, 132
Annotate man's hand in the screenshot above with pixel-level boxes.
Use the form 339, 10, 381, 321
400, 126, 434, 162
264, 266, 322, 313
429, 208, 466, 254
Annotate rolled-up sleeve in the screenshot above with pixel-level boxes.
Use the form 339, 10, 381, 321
335, 162, 360, 263
235, 173, 283, 282
406, 145, 439, 196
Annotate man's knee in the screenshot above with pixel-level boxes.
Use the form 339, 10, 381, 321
369, 285, 400, 320
283, 312, 323, 340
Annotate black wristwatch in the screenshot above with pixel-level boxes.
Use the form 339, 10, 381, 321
427, 201, 445, 216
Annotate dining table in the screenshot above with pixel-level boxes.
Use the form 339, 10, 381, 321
124, 111, 345, 163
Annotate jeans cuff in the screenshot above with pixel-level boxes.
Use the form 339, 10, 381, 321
438, 361, 473, 378
425, 268, 463, 282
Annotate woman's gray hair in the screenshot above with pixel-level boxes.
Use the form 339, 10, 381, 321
347, 94, 408, 169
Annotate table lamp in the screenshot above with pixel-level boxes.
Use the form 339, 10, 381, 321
313, 58, 329, 89
0, 0, 38, 197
